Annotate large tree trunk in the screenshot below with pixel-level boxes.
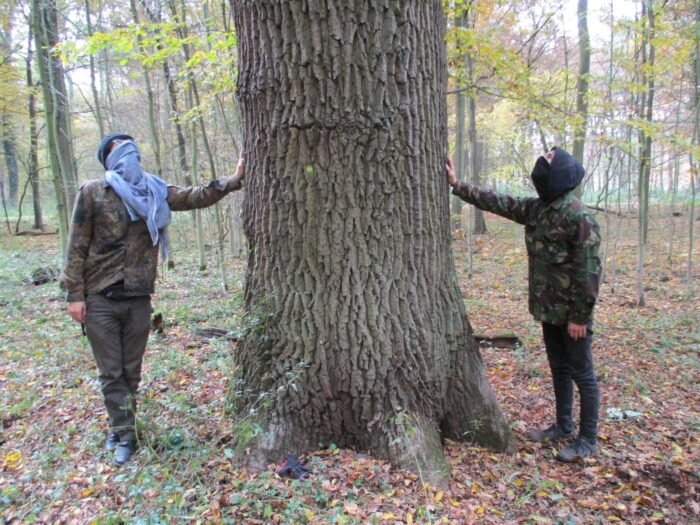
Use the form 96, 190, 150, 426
232, 0, 512, 485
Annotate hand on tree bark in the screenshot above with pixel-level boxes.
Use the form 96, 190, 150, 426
445, 156, 457, 187
233, 150, 245, 184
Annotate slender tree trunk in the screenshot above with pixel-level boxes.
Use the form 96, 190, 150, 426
451, 9, 466, 225
463, 3, 485, 235
185, 86, 207, 272
666, 152, 677, 263
0, 25, 19, 206
573, 0, 590, 198
231, 0, 512, 485
129, 0, 163, 175
171, 0, 228, 290
1, 113, 19, 206
689, 0, 699, 283
636, 0, 655, 306
84, 0, 105, 136
601, 0, 615, 283
102, 49, 116, 129
26, 26, 43, 230
32, 0, 78, 252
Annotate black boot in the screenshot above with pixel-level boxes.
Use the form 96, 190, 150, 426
113, 440, 136, 466
104, 432, 120, 452
527, 424, 574, 443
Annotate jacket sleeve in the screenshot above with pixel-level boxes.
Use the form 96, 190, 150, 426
167, 176, 242, 211
61, 186, 94, 302
451, 181, 535, 225
568, 212, 601, 324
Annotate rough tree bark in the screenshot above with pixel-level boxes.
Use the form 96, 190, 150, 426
231, 1, 513, 485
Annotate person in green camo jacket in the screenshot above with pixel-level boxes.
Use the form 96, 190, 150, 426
446, 147, 601, 462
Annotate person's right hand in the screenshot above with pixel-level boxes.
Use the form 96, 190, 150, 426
445, 156, 457, 187
68, 301, 86, 324
233, 150, 245, 183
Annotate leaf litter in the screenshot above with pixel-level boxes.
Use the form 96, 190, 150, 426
1, 211, 698, 524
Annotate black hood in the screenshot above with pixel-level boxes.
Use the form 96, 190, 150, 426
530, 147, 585, 202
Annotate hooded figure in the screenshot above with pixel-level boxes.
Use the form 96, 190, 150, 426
530, 147, 585, 203
448, 147, 601, 464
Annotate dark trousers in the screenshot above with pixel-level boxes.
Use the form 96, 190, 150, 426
542, 322, 600, 442
85, 294, 151, 441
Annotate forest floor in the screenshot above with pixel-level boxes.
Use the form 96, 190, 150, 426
1, 208, 699, 524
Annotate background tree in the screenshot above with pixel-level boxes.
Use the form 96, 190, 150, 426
31, 0, 78, 250
572, 0, 590, 197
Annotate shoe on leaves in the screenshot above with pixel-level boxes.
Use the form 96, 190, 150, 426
527, 424, 574, 443
556, 437, 597, 463
104, 432, 120, 452
113, 440, 136, 466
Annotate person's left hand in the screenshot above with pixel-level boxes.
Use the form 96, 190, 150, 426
568, 322, 587, 340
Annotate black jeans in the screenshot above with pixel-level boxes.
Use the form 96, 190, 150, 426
542, 322, 599, 442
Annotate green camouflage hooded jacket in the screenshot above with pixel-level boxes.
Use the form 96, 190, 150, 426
452, 182, 601, 325
61, 176, 241, 302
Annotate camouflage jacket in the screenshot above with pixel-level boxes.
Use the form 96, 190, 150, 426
61, 176, 242, 302
452, 182, 601, 325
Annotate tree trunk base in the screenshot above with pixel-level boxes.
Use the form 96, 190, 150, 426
234, 412, 454, 487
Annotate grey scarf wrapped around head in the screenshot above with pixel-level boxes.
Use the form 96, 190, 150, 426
104, 140, 171, 259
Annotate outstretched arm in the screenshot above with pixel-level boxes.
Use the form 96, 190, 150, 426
445, 156, 534, 225
168, 151, 245, 211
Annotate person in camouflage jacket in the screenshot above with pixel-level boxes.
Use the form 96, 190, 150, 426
61, 133, 245, 465
446, 147, 601, 462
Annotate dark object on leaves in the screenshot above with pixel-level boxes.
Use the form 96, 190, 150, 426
193, 327, 238, 342
152, 312, 164, 334
278, 454, 311, 480
31, 266, 59, 286
474, 334, 522, 349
